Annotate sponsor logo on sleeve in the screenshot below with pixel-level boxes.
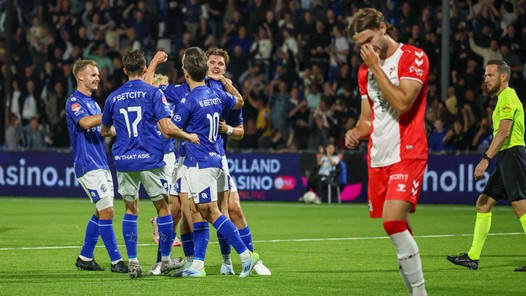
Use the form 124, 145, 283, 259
502, 103, 512, 113
71, 102, 81, 112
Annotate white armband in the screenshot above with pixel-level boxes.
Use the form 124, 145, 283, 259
226, 125, 234, 135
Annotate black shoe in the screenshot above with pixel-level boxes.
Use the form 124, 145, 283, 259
447, 253, 479, 270
75, 257, 105, 271
514, 265, 526, 272
111, 260, 129, 273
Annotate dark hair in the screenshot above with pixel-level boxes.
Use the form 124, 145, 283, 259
206, 48, 230, 66
347, 8, 396, 38
122, 49, 146, 77
487, 60, 511, 82
183, 47, 208, 82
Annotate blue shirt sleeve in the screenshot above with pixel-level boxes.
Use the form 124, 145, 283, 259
172, 96, 193, 129
216, 89, 236, 111
152, 89, 172, 121
65, 97, 89, 125
101, 98, 113, 126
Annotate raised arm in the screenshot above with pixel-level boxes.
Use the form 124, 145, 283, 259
145, 50, 168, 85
361, 44, 424, 115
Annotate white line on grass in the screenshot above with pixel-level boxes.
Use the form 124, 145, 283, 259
0, 232, 523, 251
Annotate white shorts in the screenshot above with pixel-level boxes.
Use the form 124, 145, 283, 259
218, 156, 230, 192
220, 155, 237, 192
117, 167, 169, 201
229, 175, 238, 193
186, 167, 221, 204
77, 169, 114, 211
173, 157, 188, 195
163, 152, 176, 193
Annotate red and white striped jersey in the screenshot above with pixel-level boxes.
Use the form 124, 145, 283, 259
357, 43, 429, 168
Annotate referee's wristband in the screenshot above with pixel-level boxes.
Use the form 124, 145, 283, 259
226, 125, 234, 135
482, 153, 491, 161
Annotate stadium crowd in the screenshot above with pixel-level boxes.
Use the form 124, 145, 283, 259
2, 0, 526, 153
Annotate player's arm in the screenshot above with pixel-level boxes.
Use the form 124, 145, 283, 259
360, 43, 423, 115
100, 124, 116, 137
145, 50, 168, 85
482, 119, 512, 160
474, 119, 512, 180
219, 120, 244, 140
78, 114, 102, 130
158, 117, 199, 144
220, 76, 244, 109
345, 99, 372, 149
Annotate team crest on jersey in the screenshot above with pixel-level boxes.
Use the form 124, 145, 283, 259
71, 102, 81, 112
502, 103, 512, 113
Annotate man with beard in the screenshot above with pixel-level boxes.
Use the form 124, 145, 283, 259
447, 60, 526, 272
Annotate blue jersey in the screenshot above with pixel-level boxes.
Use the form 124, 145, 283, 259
161, 83, 190, 158
172, 85, 236, 168
206, 79, 244, 155
156, 84, 177, 155
65, 90, 109, 177
102, 80, 171, 172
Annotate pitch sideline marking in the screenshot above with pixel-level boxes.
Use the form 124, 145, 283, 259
0, 232, 523, 251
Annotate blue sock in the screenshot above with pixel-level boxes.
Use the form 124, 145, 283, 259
181, 232, 194, 257
217, 231, 231, 256
239, 225, 254, 252
99, 219, 122, 262
155, 218, 162, 263
80, 215, 99, 259
192, 222, 209, 261
122, 213, 138, 260
157, 215, 174, 257
213, 215, 247, 255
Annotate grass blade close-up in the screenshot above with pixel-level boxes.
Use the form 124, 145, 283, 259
0, 198, 525, 295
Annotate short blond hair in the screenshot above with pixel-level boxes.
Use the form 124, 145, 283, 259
72, 60, 98, 79
152, 74, 169, 87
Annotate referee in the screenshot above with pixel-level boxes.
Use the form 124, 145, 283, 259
448, 60, 526, 271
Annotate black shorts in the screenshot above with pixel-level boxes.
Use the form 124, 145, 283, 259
482, 146, 526, 202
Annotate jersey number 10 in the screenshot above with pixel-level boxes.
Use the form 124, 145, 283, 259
207, 112, 220, 142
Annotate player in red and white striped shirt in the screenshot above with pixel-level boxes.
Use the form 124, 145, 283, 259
345, 8, 429, 296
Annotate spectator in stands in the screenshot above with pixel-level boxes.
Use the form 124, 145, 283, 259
249, 25, 275, 83
5, 112, 22, 151
303, 143, 340, 203
286, 88, 310, 150
19, 79, 42, 126
21, 116, 50, 150
471, 117, 493, 153
469, 32, 502, 66
428, 119, 451, 155
443, 119, 471, 152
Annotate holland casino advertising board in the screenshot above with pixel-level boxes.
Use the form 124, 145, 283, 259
0, 151, 493, 204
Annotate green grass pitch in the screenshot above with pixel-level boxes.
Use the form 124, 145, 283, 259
1, 198, 525, 295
